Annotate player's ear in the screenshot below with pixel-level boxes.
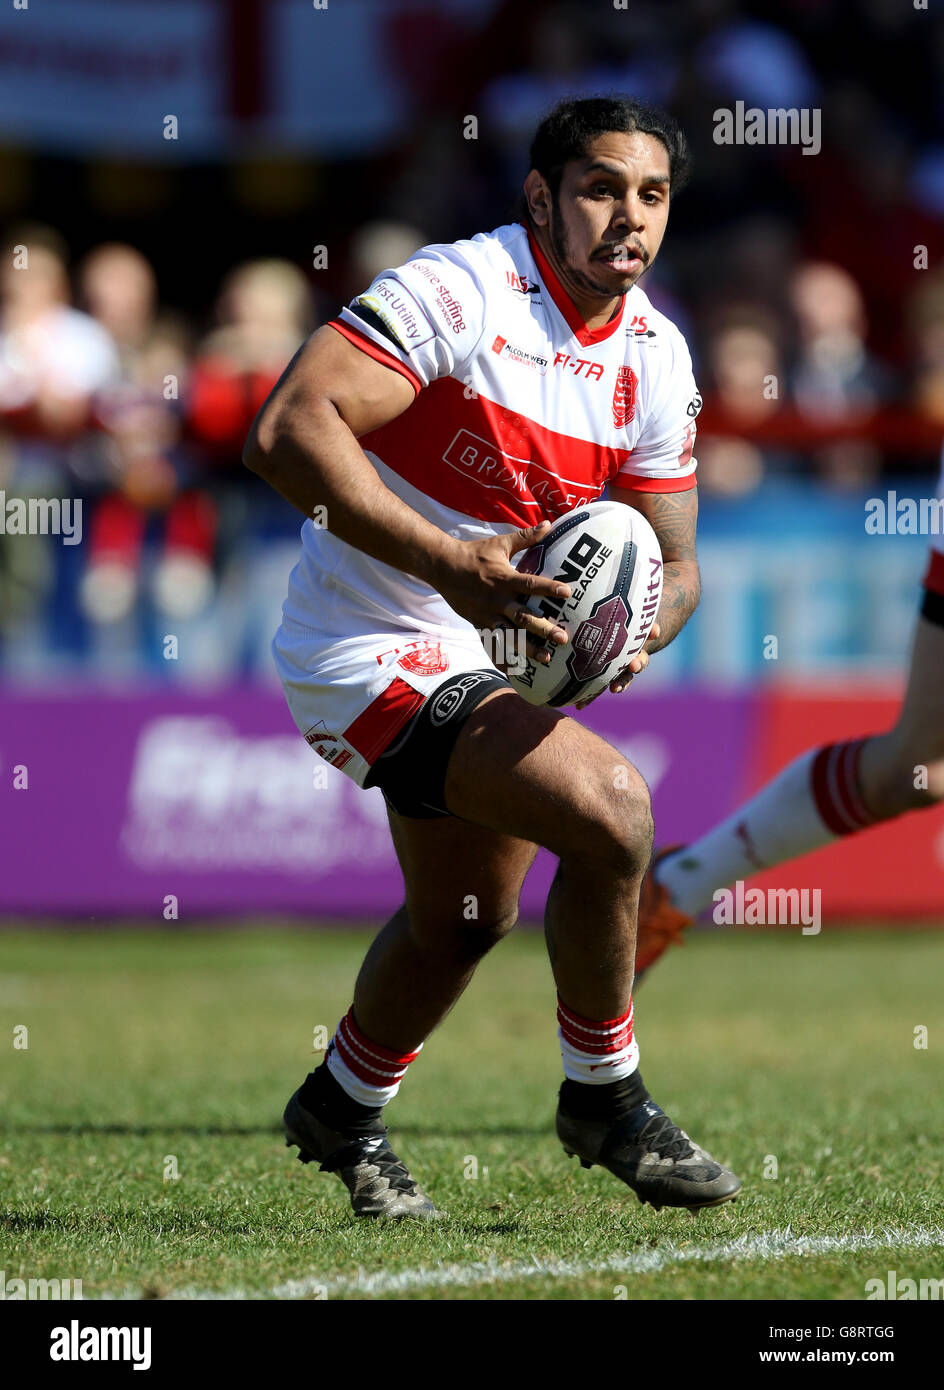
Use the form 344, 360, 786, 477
523, 170, 551, 228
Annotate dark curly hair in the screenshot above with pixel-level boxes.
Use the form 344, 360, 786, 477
527, 95, 691, 207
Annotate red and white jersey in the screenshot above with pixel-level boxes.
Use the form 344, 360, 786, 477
282, 221, 701, 638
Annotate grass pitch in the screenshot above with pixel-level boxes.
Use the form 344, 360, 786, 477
1, 924, 942, 1301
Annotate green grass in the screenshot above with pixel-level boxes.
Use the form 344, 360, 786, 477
1, 925, 942, 1300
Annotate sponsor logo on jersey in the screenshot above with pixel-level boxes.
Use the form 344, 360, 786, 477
504, 270, 540, 295
397, 641, 449, 676
353, 280, 435, 353
553, 351, 605, 381
408, 261, 467, 333
491, 334, 549, 374
625, 314, 657, 340
442, 428, 598, 517
677, 421, 696, 468
612, 366, 639, 428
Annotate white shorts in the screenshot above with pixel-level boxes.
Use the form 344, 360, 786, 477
272, 615, 504, 791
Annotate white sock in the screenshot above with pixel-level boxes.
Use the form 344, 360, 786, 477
557, 994, 640, 1083
325, 1007, 422, 1107
657, 738, 878, 916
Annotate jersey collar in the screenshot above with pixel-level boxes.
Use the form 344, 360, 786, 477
524, 222, 626, 348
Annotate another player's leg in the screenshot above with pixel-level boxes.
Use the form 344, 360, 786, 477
284, 814, 539, 1218
637, 583, 944, 978
858, 608, 944, 813
444, 689, 740, 1210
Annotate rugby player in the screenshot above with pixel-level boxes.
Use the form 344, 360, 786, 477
636, 452, 944, 978
244, 96, 740, 1218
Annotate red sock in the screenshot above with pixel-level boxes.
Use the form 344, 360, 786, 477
325, 1007, 422, 1107
557, 994, 639, 1083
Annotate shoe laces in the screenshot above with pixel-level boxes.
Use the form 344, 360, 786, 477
638, 1112, 696, 1162
324, 1134, 420, 1194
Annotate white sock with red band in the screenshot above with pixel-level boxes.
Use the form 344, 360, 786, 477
557, 994, 640, 1084
325, 1008, 422, 1108
656, 738, 880, 916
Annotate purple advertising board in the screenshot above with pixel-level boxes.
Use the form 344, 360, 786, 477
0, 688, 756, 919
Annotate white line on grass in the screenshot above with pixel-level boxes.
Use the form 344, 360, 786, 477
96, 1223, 944, 1300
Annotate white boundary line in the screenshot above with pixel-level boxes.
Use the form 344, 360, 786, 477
94, 1223, 944, 1300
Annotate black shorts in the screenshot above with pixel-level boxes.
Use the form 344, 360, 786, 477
364, 669, 512, 817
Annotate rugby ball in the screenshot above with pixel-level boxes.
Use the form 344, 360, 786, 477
508, 500, 663, 707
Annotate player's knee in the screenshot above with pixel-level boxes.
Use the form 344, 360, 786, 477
577, 769, 653, 878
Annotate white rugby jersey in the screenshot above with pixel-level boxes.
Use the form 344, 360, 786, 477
281, 221, 701, 639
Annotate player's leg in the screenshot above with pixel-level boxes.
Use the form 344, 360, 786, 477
285, 814, 538, 1219
277, 626, 737, 1210
444, 688, 648, 1019
858, 612, 944, 813
637, 554, 944, 975
293, 685, 739, 1214
353, 810, 539, 1049
440, 688, 740, 1210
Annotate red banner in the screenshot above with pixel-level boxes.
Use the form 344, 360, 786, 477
745, 688, 944, 920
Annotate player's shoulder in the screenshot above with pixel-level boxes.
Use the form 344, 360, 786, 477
623, 283, 692, 363
404, 223, 526, 283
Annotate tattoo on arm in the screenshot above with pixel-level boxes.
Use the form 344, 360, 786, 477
612, 486, 700, 653
646, 561, 700, 652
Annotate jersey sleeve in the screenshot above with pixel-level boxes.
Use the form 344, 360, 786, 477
613, 329, 701, 494
329, 245, 488, 396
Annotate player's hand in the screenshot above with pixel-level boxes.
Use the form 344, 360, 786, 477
574, 622, 660, 710
434, 521, 571, 666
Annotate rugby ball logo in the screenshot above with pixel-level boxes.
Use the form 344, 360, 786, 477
509, 500, 663, 708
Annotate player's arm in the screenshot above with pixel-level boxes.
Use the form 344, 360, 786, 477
611, 484, 700, 654
243, 324, 570, 649
243, 324, 436, 574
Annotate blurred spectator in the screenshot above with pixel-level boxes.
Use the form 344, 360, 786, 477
789, 263, 892, 420
79, 242, 157, 362
3, 0, 944, 679
695, 307, 784, 495
788, 261, 890, 489
0, 223, 119, 649
187, 259, 314, 469
908, 271, 944, 428
0, 223, 118, 476
75, 243, 205, 625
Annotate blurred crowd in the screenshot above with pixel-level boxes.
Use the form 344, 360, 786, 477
1, 0, 943, 672
0, 228, 310, 654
